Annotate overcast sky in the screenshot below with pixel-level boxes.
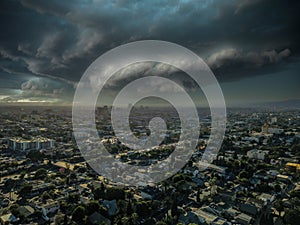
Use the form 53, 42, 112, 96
0, 0, 299, 106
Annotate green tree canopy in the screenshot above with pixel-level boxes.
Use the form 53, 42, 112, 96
34, 168, 47, 179
18, 184, 33, 197
72, 205, 86, 224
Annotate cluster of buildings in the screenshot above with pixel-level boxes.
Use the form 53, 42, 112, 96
0, 107, 299, 224
261, 123, 284, 135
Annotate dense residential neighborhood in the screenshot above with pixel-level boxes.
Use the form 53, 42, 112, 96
1, 0, 299, 224
0, 106, 299, 225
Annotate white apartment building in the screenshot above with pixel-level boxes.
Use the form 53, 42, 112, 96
8, 137, 54, 151
247, 149, 267, 160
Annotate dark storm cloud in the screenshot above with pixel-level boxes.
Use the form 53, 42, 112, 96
0, 0, 299, 102
206, 48, 294, 80
207, 49, 291, 70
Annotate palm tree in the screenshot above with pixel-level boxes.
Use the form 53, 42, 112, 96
121, 216, 131, 225
274, 200, 284, 217
209, 177, 217, 196
127, 199, 133, 216
130, 213, 139, 225
196, 189, 201, 203
171, 194, 179, 218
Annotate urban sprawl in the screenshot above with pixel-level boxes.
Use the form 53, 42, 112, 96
0, 106, 299, 225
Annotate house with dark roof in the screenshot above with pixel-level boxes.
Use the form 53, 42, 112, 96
18, 205, 35, 218
103, 199, 118, 216
0, 213, 19, 224
88, 212, 111, 225
235, 213, 253, 225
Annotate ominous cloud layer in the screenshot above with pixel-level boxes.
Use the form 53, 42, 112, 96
0, 0, 299, 103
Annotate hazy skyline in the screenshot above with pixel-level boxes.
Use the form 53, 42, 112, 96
0, 0, 299, 106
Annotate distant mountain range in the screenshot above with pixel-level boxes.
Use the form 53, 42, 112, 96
248, 99, 300, 109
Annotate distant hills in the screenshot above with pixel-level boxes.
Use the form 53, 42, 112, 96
248, 99, 300, 109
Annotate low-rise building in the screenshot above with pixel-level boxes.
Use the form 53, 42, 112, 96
42, 200, 60, 216
8, 137, 54, 151
247, 149, 267, 160
0, 213, 19, 224
285, 162, 300, 173
235, 213, 253, 225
